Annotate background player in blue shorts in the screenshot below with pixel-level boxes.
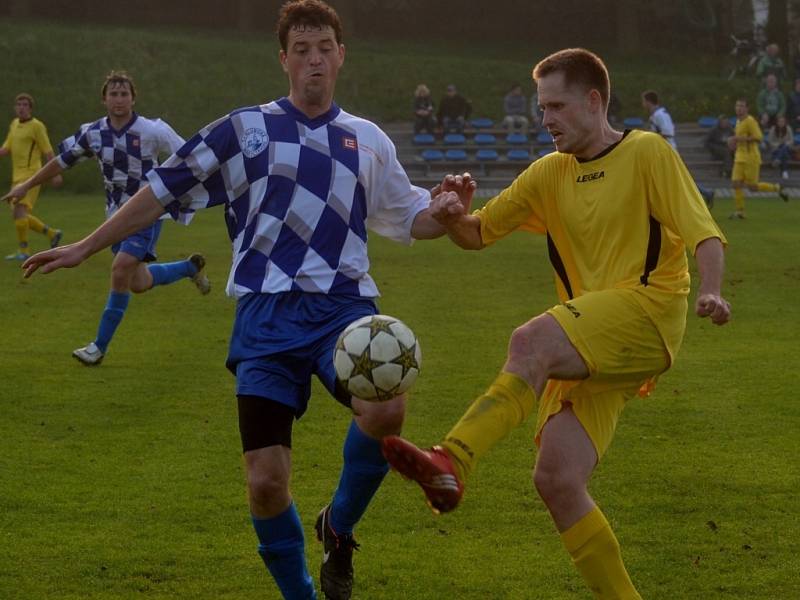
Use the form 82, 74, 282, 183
19, 2, 473, 599
4, 71, 210, 365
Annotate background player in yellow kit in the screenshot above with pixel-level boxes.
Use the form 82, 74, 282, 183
729, 97, 788, 219
383, 48, 731, 600
1, 93, 63, 260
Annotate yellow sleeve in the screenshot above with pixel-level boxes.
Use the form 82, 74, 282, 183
644, 137, 727, 253
33, 120, 54, 156
1, 123, 11, 151
747, 117, 763, 143
476, 160, 546, 245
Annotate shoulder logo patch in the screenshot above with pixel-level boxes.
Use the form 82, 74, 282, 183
241, 127, 268, 158
342, 136, 358, 151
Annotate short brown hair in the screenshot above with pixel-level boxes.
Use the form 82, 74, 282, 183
15, 93, 34, 108
101, 70, 137, 99
276, 0, 343, 52
641, 90, 659, 105
533, 48, 610, 109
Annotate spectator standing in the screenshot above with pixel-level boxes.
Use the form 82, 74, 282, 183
756, 43, 787, 87
502, 83, 529, 133
756, 74, 786, 130
704, 115, 735, 177
413, 84, 436, 135
437, 84, 471, 134
765, 114, 794, 179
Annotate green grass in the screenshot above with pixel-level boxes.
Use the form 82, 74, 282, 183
1, 190, 798, 598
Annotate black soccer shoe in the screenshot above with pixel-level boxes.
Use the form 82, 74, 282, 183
315, 505, 360, 600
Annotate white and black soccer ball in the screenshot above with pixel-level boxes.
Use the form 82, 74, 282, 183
334, 314, 422, 402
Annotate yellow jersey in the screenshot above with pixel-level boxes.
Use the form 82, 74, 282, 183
476, 129, 726, 358
733, 114, 762, 163
2, 117, 54, 180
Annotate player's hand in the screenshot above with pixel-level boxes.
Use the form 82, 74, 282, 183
49, 174, 64, 188
2, 183, 27, 205
432, 172, 477, 213
695, 293, 731, 325
429, 190, 468, 225
21, 242, 89, 278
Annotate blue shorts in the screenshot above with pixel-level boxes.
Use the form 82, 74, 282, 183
230, 292, 378, 417
111, 220, 163, 262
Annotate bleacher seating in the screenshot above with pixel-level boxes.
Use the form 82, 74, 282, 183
697, 116, 717, 128
507, 149, 530, 161
443, 133, 466, 145
536, 131, 553, 145
623, 117, 644, 128
474, 133, 496, 145
445, 149, 467, 161
506, 133, 528, 145
413, 133, 435, 145
471, 117, 494, 129
421, 149, 444, 161
476, 149, 499, 161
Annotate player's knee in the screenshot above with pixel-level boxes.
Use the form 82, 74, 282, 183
508, 321, 548, 375
247, 466, 290, 508
533, 461, 582, 506
354, 396, 405, 438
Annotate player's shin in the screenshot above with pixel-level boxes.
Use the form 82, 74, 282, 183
252, 503, 316, 600
330, 420, 390, 534
561, 507, 641, 600
441, 371, 537, 481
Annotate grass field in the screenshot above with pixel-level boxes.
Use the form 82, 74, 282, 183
1, 189, 798, 599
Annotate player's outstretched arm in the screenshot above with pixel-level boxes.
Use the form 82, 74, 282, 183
2, 158, 64, 204
694, 237, 731, 326
412, 172, 479, 240
22, 186, 165, 278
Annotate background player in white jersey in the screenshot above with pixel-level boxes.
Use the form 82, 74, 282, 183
19, 3, 472, 599
641, 90, 715, 208
3, 71, 210, 365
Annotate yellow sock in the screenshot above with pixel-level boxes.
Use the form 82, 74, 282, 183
27, 214, 52, 238
441, 371, 536, 481
561, 507, 641, 600
734, 188, 745, 212
756, 181, 779, 193
14, 218, 29, 252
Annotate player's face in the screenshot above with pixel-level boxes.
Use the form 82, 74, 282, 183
103, 82, 135, 120
735, 100, 748, 118
280, 25, 344, 114
538, 72, 597, 157
14, 100, 32, 121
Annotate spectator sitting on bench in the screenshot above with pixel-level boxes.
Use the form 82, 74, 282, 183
437, 84, 471, 134
765, 114, 794, 180
413, 84, 436, 135
704, 115, 735, 177
757, 74, 786, 130
502, 83, 528, 134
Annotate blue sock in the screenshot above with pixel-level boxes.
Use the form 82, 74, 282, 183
329, 420, 390, 535
147, 259, 195, 287
94, 291, 130, 353
252, 503, 316, 600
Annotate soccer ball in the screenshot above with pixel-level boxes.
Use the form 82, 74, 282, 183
333, 314, 422, 402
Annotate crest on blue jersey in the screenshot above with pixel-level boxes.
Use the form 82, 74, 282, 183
89, 135, 102, 154
241, 128, 268, 158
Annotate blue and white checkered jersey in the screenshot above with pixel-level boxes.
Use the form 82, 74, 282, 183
146, 98, 430, 298
57, 113, 185, 219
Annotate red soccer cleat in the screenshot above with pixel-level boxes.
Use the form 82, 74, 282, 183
382, 435, 464, 514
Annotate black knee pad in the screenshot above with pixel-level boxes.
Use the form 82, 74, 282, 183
237, 395, 295, 452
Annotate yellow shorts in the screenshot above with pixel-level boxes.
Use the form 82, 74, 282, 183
536, 288, 671, 459
10, 179, 40, 209
732, 160, 761, 185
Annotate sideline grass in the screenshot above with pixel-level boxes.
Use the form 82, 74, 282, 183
1, 191, 798, 598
